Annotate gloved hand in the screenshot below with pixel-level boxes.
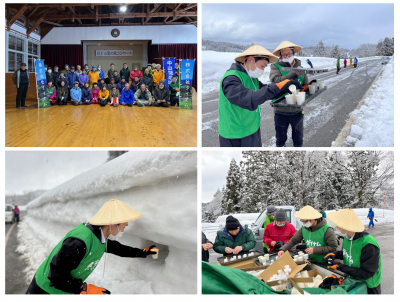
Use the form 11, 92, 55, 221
142, 245, 157, 257
276, 79, 302, 94
80, 283, 111, 295
323, 253, 336, 265
301, 79, 317, 92
318, 275, 344, 289
274, 241, 284, 251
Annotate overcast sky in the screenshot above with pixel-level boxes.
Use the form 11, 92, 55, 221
203, 3, 394, 49
202, 150, 243, 203
6, 151, 108, 195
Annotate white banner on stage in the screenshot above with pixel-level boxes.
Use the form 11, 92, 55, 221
96, 50, 133, 56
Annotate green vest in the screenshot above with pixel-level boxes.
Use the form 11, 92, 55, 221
218, 69, 261, 139
271, 63, 305, 102
263, 216, 275, 250
342, 235, 381, 288
169, 82, 179, 96
35, 224, 106, 294
302, 224, 330, 263
45, 86, 55, 97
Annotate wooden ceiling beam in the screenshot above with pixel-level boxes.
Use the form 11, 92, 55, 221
42, 20, 64, 27
27, 7, 39, 19
27, 8, 53, 36
179, 4, 197, 12
42, 11, 196, 20
6, 4, 29, 30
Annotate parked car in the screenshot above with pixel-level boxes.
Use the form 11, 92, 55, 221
5, 204, 15, 223
381, 56, 391, 64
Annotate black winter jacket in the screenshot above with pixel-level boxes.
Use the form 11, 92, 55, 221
154, 86, 170, 101
56, 85, 69, 100
46, 223, 147, 294
120, 68, 131, 81
202, 232, 213, 262
221, 62, 280, 111
141, 73, 154, 88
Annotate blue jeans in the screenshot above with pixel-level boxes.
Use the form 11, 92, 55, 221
368, 218, 374, 227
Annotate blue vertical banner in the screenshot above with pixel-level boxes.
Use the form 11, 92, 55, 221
35, 59, 51, 108
179, 59, 195, 110
163, 58, 175, 87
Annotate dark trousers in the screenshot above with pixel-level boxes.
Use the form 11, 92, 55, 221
100, 99, 107, 106
171, 96, 179, 106
263, 247, 269, 254
275, 112, 304, 147
337, 66, 340, 73
26, 275, 49, 294
16, 83, 29, 107
219, 127, 262, 147
154, 101, 169, 107
15, 214, 20, 222
367, 284, 381, 294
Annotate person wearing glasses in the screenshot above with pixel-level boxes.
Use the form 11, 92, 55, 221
277, 205, 338, 263
270, 41, 308, 147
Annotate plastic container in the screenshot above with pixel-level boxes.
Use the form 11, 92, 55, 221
309, 85, 316, 94
296, 92, 306, 105
303, 254, 309, 260
224, 258, 228, 263
264, 254, 269, 261
285, 94, 295, 104
237, 255, 241, 259
318, 82, 325, 89
312, 83, 319, 90
151, 248, 159, 259
243, 254, 247, 258
289, 84, 297, 95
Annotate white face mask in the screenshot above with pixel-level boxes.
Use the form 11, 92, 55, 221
108, 224, 123, 240
304, 222, 313, 228
246, 59, 264, 78
282, 56, 295, 64
48, 70, 52, 73
276, 222, 285, 227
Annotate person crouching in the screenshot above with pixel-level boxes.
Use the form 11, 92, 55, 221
120, 83, 135, 107
108, 85, 120, 107
99, 85, 109, 107
91, 82, 100, 104
134, 83, 153, 107
154, 81, 169, 107
53, 80, 69, 105
81, 82, 92, 105
70, 81, 82, 106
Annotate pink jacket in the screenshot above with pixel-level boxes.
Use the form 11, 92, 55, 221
91, 87, 100, 100
130, 70, 143, 81
50, 88, 57, 100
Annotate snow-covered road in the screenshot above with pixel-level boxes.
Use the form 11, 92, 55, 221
202, 58, 384, 147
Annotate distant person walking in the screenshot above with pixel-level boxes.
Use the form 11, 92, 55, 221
344, 58, 347, 68
318, 207, 326, 218
367, 208, 375, 228
350, 58, 353, 67
336, 58, 341, 74
306, 59, 313, 68
13, 205, 20, 222
12, 63, 30, 108
354, 57, 358, 68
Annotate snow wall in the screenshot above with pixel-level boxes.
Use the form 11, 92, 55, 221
18, 151, 197, 294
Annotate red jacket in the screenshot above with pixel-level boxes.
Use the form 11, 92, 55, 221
344, 59, 347, 65
130, 70, 143, 81
263, 221, 296, 252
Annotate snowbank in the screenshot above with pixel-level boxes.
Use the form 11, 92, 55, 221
326, 208, 394, 227
202, 50, 380, 94
17, 151, 197, 294
342, 57, 394, 147
19, 205, 27, 211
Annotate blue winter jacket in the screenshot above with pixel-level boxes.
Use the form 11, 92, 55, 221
354, 58, 358, 64
97, 69, 105, 79
120, 88, 135, 104
368, 208, 374, 218
81, 87, 92, 101
66, 72, 79, 88
70, 87, 82, 102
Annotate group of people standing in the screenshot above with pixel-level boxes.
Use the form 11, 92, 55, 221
12, 61, 182, 108
337, 57, 358, 74
202, 205, 382, 294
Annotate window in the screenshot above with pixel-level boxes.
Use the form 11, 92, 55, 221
8, 52, 23, 72
9, 35, 24, 51
28, 42, 38, 55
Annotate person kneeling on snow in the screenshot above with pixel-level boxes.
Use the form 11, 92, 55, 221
26, 199, 157, 295
324, 209, 381, 294
213, 215, 256, 256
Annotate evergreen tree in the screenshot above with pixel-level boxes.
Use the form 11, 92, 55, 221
221, 159, 242, 214
313, 40, 327, 57
382, 37, 394, 56
329, 45, 339, 58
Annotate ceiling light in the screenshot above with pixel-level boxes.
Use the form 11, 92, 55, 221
120, 4, 127, 12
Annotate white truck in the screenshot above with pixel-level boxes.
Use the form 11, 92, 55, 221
5, 204, 15, 223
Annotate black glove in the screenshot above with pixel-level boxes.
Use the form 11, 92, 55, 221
319, 275, 344, 289
142, 245, 157, 258
276, 79, 302, 94
274, 241, 284, 251
323, 253, 337, 265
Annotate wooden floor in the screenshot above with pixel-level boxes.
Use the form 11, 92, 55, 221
5, 89, 197, 147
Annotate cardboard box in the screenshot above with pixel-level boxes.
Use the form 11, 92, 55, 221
219, 258, 259, 269
260, 251, 313, 293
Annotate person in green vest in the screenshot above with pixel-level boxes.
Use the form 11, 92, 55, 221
318, 207, 327, 218
26, 199, 156, 295
262, 206, 276, 253
175, 61, 181, 82
219, 44, 302, 147
270, 41, 308, 147
277, 205, 338, 263
336, 57, 341, 74
325, 209, 381, 294
213, 215, 256, 256
169, 76, 180, 107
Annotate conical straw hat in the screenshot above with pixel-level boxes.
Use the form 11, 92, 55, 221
327, 209, 365, 232
89, 199, 142, 225
294, 205, 322, 220
273, 41, 302, 56
235, 45, 279, 64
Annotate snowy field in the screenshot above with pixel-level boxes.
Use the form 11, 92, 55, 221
202, 50, 381, 94
16, 151, 197, 294
202, 208, 393, 243
342, 57, 394, 147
